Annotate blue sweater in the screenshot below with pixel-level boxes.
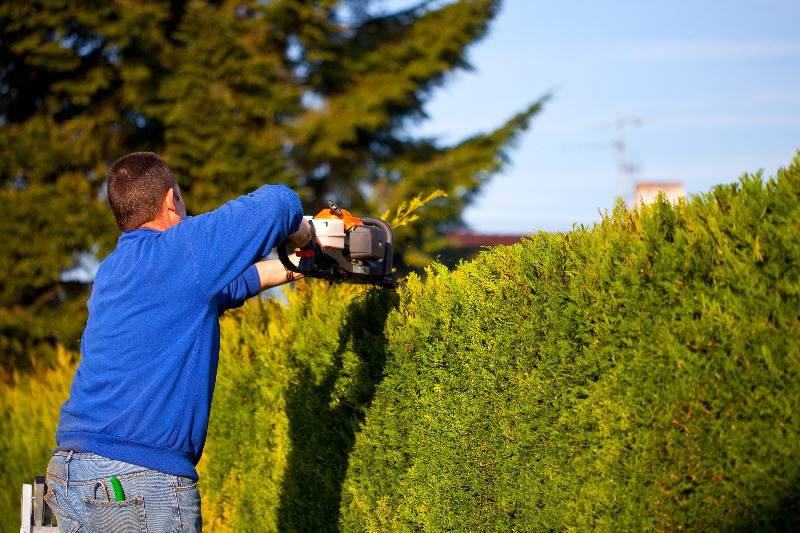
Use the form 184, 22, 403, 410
55, 184, 303, 479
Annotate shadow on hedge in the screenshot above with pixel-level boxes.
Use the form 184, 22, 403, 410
276, 288, 398, 532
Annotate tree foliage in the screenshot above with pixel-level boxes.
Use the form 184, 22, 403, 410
0, 0, 545, 372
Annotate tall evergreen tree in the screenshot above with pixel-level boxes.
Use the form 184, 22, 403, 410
0, 0, 546, 373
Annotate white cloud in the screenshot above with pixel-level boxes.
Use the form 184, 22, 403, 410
629, 40, 800, 61
654, 114, 800, 129
743, 91, 800, 105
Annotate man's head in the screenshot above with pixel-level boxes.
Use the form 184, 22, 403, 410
107, 152, 184, 231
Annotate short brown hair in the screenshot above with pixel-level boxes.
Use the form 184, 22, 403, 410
107, 152, 177, 231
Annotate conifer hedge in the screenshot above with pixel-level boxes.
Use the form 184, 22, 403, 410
0, 348, 75, 530
203, 155, 800, 531
338, 156, 800, 531
2, 156, 799, 532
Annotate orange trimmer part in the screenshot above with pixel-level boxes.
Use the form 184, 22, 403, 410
314, 207, 362, 230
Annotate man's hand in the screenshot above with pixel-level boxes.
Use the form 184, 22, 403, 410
286, 218, 312, 249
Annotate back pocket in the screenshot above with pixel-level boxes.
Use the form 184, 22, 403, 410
83, 496, 147, 533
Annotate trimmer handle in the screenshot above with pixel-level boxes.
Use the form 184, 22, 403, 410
358, 216, 394, 277
277, 219, 318, 276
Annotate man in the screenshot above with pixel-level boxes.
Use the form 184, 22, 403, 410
44, 152, 311, 532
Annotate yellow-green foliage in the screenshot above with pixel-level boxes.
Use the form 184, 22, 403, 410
187, 154, 800, 532
0, 347, 76, 531
199, 282, 398, 532
340, 155, 800, 531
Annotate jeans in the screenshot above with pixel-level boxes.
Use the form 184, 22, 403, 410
45, 452, 202, 533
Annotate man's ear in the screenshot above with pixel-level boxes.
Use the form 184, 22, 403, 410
165, 187, 176, 213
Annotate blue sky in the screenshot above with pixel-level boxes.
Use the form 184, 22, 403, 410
388, 0, 800, 234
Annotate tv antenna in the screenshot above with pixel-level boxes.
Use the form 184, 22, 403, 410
614, 118, 647, 203
568, 117, 650, 203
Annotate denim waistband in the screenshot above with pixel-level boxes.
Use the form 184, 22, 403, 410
55, 430, 199, 479
48, 452, 156, 485
53, 451, 106, 460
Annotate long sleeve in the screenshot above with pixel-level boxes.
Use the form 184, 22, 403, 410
178, 184, 303, 302
217, 264, 261, 315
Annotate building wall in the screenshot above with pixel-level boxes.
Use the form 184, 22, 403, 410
633, 182, 686, 207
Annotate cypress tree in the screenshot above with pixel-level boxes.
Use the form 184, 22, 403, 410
0, 0, 545, 372
0, 0, 166, 372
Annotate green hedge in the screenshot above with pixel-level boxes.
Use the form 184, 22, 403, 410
3, 155, 799, 532
0, 349, 76, 531
339, 156, 800, 531
198, 283, 398, 532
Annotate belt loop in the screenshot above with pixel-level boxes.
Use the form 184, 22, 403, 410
65, 451, 74, 490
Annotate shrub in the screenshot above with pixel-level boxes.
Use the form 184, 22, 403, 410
0, 348, 76, 532
340, 155, 800, 531
199, 282, 397, 532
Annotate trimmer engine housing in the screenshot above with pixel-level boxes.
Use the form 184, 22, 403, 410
278, 201, 397, 287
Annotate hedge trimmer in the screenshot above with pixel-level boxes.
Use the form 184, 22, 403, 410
278, 201, 399, 287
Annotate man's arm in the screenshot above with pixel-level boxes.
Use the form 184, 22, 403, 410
181, 184, 305, 301
217, 219, 312, 314
255, 258, 304, 290
217, 260, 302, 314
256, 218, 311, 290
